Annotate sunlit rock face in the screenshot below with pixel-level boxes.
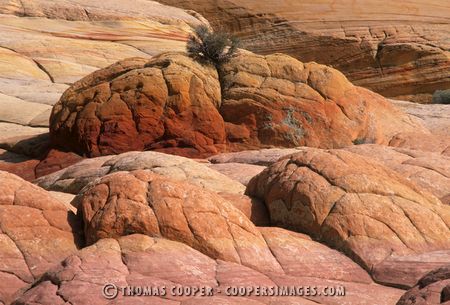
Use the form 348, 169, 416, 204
49, 51, 427, 158
158, 0, 450, 102
0, 0, 207, 179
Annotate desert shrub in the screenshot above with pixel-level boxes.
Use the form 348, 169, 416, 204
432, 89, 450, 104
352, 138, 365, 145
187, 25, 239, 67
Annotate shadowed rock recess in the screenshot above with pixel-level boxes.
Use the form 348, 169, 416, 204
49, 50, 426, 158
396, 265, 450, 305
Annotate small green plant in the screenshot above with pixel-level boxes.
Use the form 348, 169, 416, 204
432, 89, 450, 104
187, 25, 239, 67
352, 138, 365, 145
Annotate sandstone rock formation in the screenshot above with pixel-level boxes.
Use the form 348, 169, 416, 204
0, 128, 83, 181
158, 0, 450, 102
0, 148, 40, 181
35, 151, 245, 195
217, 193, 269, 226
396, 265, 450, 305
389, 132, 450, 157
209, 148, 304, 166
391, 100, 450, 136
49, 50, 428, 158
12, 233, 404, 305
50, 53, 226, 158
0, 171, 82, 304
78, 170, 282, 274
1, 2, 449, 305
247, 148, 450, 287
344, 145, 450, 205
0, 0, 203, 107
208, 163, 265, 186
0, 0, 208, 180
210, 145, 450, 205
34, 149, 84, 178
220, 51, 426, 150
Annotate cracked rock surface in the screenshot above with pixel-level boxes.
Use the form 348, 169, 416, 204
50, 53, 225, 158
49, 50, 428, 158
35, 151, 245, 195
210, 145, 450, 206
0, 1, 448, 304
396, 265, 450, 305
344, 145, 450, 205
77, 170, 282, 274
0, 0, 208, 181
246, 147, 450, 287
0, 171, 82, 305
220, 51, 426, 150
12, 232, 404, 305
0, 0, 205, 131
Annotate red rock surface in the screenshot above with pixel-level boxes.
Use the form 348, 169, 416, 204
0, 128, 83, 181
0, 148, 83, 182
215, 193, 270, 226
34, 149, 84, 178
396, 265, 450, 305
247, 147, 450, 287
49, 51, 428, 158
0, 171, 82, 305
0, 149, 40, 181
50, 54, 226, 158
12, 233, 403, 305
78, 170, 282, 274
220, 51, 426, 150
